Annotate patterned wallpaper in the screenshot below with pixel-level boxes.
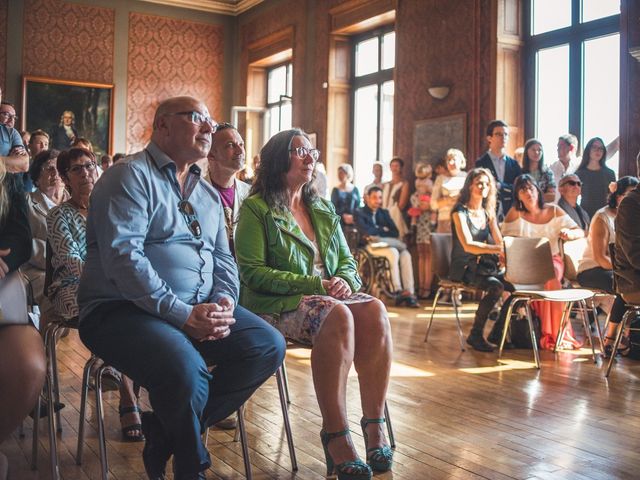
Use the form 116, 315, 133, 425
0, 0, 7, 93
22, 0, 114, 84
126, 13, 224, 152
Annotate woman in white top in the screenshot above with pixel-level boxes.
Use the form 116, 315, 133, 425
382, 157, 410, 239
430, 148, 467, 233
577, 176, 639, 356
502, 174, 584, 350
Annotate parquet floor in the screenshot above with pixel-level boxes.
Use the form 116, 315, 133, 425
3, 301, 640, 479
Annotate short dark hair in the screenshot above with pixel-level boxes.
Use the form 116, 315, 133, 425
486, 120, 508, 137
366, 186, 383, 195
608, 176, 639, 209
29, 149, 60, 186
558, 133, 578, 150
57, 147, 96, 178
112, 153, 126, 163
513, 174, 544, 212
390, 157, 404, 169
0, 100, 15, 108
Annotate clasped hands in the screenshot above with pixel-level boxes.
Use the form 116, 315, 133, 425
322, 276, 352, 300
183, 297, 235, 342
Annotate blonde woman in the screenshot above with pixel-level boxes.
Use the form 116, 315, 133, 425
430, 148, 467, 233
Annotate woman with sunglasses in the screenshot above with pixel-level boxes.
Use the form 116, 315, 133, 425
236, 129, 393, 480
47, 148, 144, 442
575, 137, 617, 218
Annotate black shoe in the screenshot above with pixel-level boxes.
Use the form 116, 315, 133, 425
29, 400, 65, 419
141, 411, 172, 480
466, 333, 495, 352
404, 295, 420, 308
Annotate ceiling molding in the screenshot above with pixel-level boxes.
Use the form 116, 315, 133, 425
137, 0, 263, 16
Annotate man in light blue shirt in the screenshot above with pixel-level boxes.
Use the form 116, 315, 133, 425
78, 96, 285, 480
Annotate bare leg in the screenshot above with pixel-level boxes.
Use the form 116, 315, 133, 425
0, 325, 46, 442
349, 299, 392, 449
119, 374, 142, 439
311, 304, 359, 465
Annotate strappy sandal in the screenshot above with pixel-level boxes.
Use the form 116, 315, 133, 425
360, 417, 393, 472
320, 429, 372, 480
604, 336, 631, 358
119, 405, 145, 442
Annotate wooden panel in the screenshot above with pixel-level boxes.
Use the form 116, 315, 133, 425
0, 0, 6, 93
501, 0, 521, 37
620, 0, 640, 176
247, 26, 295, 65
329, 0, 396, 33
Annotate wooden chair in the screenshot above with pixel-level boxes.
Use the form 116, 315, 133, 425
424, 232, 483, 351
605, 244, 640, 377
498, 237, 596, 369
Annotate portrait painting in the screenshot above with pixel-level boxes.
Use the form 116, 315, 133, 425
21, 76, 114, 155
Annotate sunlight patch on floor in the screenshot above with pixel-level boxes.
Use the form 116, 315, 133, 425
459, 359, 538, 374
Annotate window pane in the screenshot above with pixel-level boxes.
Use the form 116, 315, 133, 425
286, 64, 293, 96
353, 85, 379, 194
355, 37, 379, 77
379, 81, 394, 167
582, 0, 619, 23
382, 32, 395, 70
535, 45, 570, 160
532, 0, 571, 35
268, 106, 280, 138
267, 65, 287, 103
583, 34, 620, 177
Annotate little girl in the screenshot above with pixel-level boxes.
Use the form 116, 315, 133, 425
408, 163, 434, 298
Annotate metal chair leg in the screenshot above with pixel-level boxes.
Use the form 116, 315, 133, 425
451, 288, 466, 351
237, 404, 252, 480
233, 412, 241, 442
424, 287, 444, 343
76, 355, 98, 465
31, 391, 42, 470
554, 302, 573, 352
605, 310, 633, 377
579, 300, 598, 362
498, 297, 520, 360
47, 326, 64, 434
524, 303, 541, 369
94, 364, 109, 480
203, 426, 210, 447
281, 360, 291, 406
276, 366, 298, 471
384, 401, 395, 449
45, 374, 60, 480
590, 297, 607, 352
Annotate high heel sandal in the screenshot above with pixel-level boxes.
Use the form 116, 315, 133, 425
320, 429, 372, 480
604, 335, 631, 358
360, 417, 393, 472
119, 405, 145, 442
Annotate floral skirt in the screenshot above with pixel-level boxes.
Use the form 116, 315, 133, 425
261, 292, 374, 346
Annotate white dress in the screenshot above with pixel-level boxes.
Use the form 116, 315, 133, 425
577, 206, 615, 273
501, 210, 578, 256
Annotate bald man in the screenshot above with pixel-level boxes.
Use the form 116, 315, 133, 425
77, 97, 285, 480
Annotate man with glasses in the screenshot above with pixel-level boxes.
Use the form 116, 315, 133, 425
77, 96, 285, 480
558, 173, 590, 233
0, 102, 18, 129
475, 119, 521, 219
0, 87, 29, 176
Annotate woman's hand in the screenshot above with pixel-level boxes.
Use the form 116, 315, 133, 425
322, 277, 352, 300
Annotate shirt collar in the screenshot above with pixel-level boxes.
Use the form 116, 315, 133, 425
146, 141, 176, 172
487, 150, 505, 163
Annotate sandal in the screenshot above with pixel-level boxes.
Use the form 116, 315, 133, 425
360, 417, 393, 472
320, 429, 372, 480
119, 405, 145, 442
604, 335, 631, 358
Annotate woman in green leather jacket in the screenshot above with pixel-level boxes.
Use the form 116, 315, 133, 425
236, 129, 393, 480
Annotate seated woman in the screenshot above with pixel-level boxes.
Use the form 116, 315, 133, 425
236, 129, 393, 480
22, 149, 68, 322
0, 162, 46, 477
522, 138, 556, 203
331, 163, 361, 226
47, 148, 144, 442
502, 174, 584, 350
450, 168, 514, 352
577, 176, 639, 357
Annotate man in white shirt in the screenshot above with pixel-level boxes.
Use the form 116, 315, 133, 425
550, 134, 580, 201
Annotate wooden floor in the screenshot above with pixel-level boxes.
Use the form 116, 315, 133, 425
4, 301, 640, 480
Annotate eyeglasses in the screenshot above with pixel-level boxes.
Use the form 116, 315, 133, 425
290, 146, 320, 161
0, 111, 18, 121
178, 200, 202, 238
167, 111, 218, 130
67, 162, 97, 175
561, 180, 582, 187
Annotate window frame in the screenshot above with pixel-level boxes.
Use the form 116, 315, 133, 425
266, 62, 293, 136
524, 0, 620, 146
349, 25, 395, 166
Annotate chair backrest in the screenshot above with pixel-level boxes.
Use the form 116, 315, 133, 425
429, 233, 452, 279
504, 236, 556, 288
560, 237, 588, 282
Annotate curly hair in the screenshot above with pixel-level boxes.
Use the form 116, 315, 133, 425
455, 167, 497, 220
250, 128, 318, 211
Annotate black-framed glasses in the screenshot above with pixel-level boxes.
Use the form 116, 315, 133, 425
166, 111, 218, 131
179, 200, 202, 238
0, 111, 18, 121
290, 146, 320, 161
67, 162, 97, 175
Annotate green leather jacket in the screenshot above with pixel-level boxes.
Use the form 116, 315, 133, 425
235, 194, 362, 315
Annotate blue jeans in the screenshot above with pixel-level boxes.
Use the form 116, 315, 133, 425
79, 301, 285, 477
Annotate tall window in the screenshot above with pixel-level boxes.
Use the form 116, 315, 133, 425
266, 63, 293, 138
352, 28, 395, 193
527, 0, 620, 174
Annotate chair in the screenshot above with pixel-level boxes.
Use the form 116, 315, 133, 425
498, 237, 596, 369
424, 233, 483, 351
605, 244, 640, 377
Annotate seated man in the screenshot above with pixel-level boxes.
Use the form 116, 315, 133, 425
77, 96, 285, 480
557, 173, 590, 233
614, 151, 640, 304
355, 186, 419, 307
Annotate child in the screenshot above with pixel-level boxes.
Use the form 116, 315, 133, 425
408, 163, 434, 298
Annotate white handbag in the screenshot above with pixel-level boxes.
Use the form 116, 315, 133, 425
0, 269, 29, 326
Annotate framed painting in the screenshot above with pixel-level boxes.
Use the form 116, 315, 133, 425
21, 76, 114, 155
413, 113, 467, 167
